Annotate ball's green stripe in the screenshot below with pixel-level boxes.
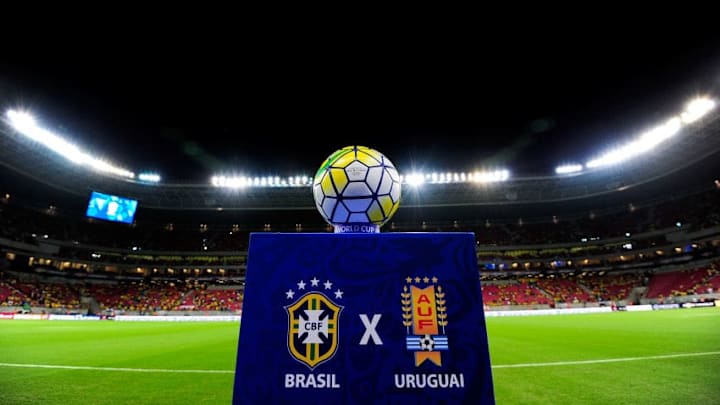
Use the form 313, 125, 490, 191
314, 147, 353, 178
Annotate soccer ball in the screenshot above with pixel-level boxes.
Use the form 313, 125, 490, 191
313, 146, 401, 230
419, 334, 435, 351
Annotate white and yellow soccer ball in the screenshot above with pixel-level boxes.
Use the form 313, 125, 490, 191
313, 146, 401, 232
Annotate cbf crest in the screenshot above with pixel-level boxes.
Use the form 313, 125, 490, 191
284, 277, 344, 369
402, 276, 449, 366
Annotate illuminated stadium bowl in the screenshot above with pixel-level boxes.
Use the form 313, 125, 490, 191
312, 146, 401, 233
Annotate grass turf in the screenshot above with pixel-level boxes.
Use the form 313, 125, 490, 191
1, 308, 718, 404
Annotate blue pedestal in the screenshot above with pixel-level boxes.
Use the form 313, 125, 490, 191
233, 232, 494, 404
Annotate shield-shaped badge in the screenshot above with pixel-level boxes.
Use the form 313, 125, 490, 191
285, 292, 343, 369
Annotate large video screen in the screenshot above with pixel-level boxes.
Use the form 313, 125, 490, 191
85, 191, 138, 224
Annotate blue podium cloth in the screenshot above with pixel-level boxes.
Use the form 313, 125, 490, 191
233, 232, 494, 404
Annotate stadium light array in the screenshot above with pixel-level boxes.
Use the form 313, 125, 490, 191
138, 172, 161, 183
5, 109, 136, 179
211, 169, 511, 189
585, 117, 682, 169
681, 97, 716, 124
402, 170, 510, 185
469, 169, 510, 183
405, 173, 425, 187
583, 96, 716, 170
211, 175, 313, 189
555, 164, 583, 174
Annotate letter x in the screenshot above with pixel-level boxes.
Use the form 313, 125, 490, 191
359, 314, 383, 345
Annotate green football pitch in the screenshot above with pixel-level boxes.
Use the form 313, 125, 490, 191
1, 308, 718, 404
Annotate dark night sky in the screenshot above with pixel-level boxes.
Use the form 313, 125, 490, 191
1, 34, 719, 183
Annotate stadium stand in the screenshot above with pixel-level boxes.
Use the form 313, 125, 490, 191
1, 99, 720, 315
1, 182, 719, 315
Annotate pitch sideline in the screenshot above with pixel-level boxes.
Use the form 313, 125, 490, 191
491, 350, 720, 369
0, 363, 234, 374
1, 351, 719, 373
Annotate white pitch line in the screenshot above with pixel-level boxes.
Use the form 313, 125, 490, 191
492, 351, 720, 369
2, 351, 719, 373
0, 363, 234, 374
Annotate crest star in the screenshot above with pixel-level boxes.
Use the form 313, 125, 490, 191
310, 277, 320, 287
334, 289, 344, 299
285, 289, 295, 299
414, 277, 421, 283
432, 276, 438, 283
405, 276, 412, 283
423, 276, 430, 283
297, 280, 306, 290
324, 280, 333, 290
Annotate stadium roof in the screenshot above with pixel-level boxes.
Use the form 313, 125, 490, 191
1, 34, 720, 218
